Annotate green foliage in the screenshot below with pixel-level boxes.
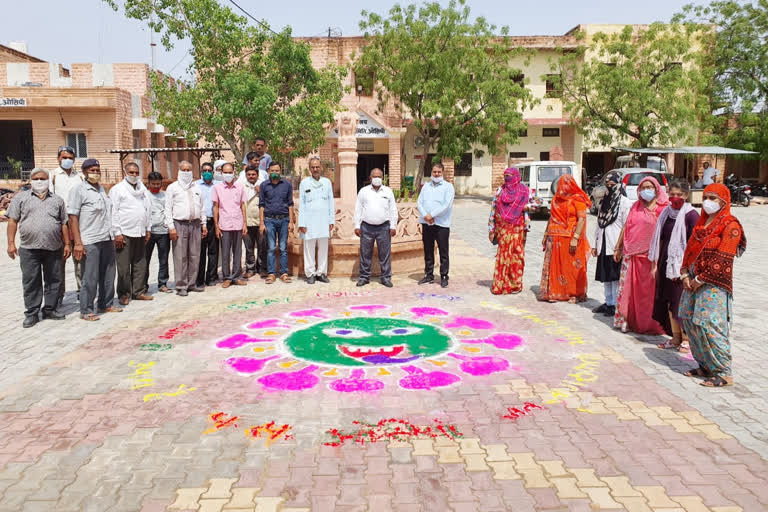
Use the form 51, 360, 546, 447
355, 0, 534, 177
554, 23, 711, 149
676, 1, 768, 159
104, 0, 346, 166
6, 157, 22, 174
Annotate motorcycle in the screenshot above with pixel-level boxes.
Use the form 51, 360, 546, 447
724, 174, 752, 207
751, 183, 768, 197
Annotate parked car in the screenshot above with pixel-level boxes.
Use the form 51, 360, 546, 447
615, 155, 669, 173
516, 161, 581, 214
589, 168, 671, 213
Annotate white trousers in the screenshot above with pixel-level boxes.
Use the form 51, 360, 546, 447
303, 237, 329, 277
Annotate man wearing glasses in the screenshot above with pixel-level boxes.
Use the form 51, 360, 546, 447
50, 145, 83, 306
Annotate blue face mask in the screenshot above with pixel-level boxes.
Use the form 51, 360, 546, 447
639, 188, 656, 201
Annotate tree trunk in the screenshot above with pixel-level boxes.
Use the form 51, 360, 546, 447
419, 136, 431, 190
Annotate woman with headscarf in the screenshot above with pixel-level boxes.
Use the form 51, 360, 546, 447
591, 171, 632, 317
679, 184, 746, 387
537, 174, 591, 303
648, 180, 699, 350
488, 167, 533, 294
613, 176, 668, 334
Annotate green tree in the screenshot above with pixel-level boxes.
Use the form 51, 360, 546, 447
354, 0, 534, 180
676, 1, 768, 160
553, 23, 711, 161
104, 0, 346, 167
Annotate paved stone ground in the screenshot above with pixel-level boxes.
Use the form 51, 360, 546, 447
0, 199, 766, 512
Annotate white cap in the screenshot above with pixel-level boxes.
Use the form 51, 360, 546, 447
214, 159, 227, 171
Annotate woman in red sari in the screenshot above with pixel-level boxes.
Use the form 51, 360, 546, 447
537, 175, 591, 303
488, 167, 533, 294
613, 176, 668, 334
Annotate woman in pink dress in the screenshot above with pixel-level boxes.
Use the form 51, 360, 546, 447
613, 176, 668, 334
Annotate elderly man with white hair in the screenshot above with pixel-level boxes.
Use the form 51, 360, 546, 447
7, 168, 71, 327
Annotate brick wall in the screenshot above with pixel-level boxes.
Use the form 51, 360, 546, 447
561, 126, 575, 161
388, 134, 403, 190
71, 64, 92, 88
441, 157, 455, 184
113, 64, 150, 97
491, 153, 507, 190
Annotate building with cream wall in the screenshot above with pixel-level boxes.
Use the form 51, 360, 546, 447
0, 42, 184, 184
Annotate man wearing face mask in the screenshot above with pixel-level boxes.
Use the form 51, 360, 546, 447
354, 168, 399, 288
68, 160, 121, 321
213, 162, 248, 287
417, 162, 455, 288
213, 159, 227, 182
298, 157, 335, 284
165, 160, 207, 296
259, 162, 294, 284
110, 162, 153, 305
195, 162, 219, 287
50, 145, 83, 306
242, 165, 267, 278
7, 168, 70, 327
145, 172, 173, 293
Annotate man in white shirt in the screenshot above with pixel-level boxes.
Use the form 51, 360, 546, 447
165, 160, 207, 296
50, 145, 84, 306
354, 168, 399, 288
110, 162, 153, 305
701, 161, 720, 186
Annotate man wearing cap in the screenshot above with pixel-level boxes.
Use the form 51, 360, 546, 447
68, 159, 121, 321
50, 145, 83, 306
195, 161, 219, 287
165, 160, 207, 296
7, 168, 70, 327
110, 162, 153, 305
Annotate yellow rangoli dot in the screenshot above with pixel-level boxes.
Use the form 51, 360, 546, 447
428, 318, 442, 323
323, 369, 339, 376
458, 330, 473, 336
295, 319, 309, 324
463, 347, 481, 353
252, 347, 265, 353
389, 312, 401, 317
426, 360, 447, 366
263, 330, 281, 336
377, 368, 391, 376
279, 361, 298, 368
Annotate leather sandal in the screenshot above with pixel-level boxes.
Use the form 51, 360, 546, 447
279, 274, 292, 283
265, 274, 276, 284
700, 375, 733, 387
80, 313, 100, 322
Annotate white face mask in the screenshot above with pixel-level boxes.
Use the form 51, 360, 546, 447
125, 175, 139, 185
60, 159, 74, 170
432, 176, 443, 184
702, 199, 721, 215
31, 179, 49, 194
213, 171, 223, 181
639, 188, 656, 202
178, 170, 193, 186
371, 177, 383, 187
222, 173, 234, 183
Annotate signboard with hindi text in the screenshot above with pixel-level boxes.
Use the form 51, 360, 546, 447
328, 112, 389, 138
0, 98, 27, 107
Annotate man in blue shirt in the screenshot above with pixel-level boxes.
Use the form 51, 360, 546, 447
195, 162, 219, 286
259, 162, 294, 283
417, 162, 455, 288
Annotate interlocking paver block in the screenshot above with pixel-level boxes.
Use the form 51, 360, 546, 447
694, 424, 733, 440
487, 461, 520, 480
509, 453, 539, 470
252, 497, 284, 511
198, 499, 229, 512
483, 444, 512, 462
461, 454, 489, 472
550, 477, 587, 499
202, 478, 237, 499
601, 476, 642, 497
518, 468, 551, 489
583, 487, 624, 509
635, 486, 680, 508
539, 460, 568, 477
169, 487, 208, 510
458, 439, 484, 455
411, 440, 437, 456
437, 446, 462, 464
225, 487, 259, 508
615, 496, 653, 512
569, 468, 607, 488
671, 496, 715, 512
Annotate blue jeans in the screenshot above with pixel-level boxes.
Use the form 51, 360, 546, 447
265, 217, 289, 275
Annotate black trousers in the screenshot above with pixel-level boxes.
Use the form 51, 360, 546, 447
145, 233, 171, 288
116, 236, 147, 298
243, 225, 266, 274
359, 221, 392, 280
422, 224, 450, 278
197, 219, 219, 286
220, 230, 243, 281
80, 240, 116, 316
19, 247, 63, 318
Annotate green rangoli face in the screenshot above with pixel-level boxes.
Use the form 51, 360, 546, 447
283, 317, 454, 367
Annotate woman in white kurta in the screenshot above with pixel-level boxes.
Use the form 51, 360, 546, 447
591, 171, 631, 317
298, 159, 335, 283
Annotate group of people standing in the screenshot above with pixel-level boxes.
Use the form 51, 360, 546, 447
489, 167, 746, 388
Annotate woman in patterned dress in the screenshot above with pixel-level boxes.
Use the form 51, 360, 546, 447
679, 184, 746, 387
537, 174, 591, 303
488, 167, 533, 294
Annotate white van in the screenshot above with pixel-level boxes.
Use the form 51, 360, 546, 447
615, 155, 668, 173
516, 161, 581, 213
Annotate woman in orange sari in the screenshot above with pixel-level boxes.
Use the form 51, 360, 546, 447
537, 175, 591, 303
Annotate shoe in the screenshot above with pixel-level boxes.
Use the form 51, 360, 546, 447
440, 276, 448, 288
279, 274, 292, 283
604, 306, 616, 317
232, 279, 248, 286
356, 279, 369, 287
307, 276, 316, 284
134, 294, 154, 301
188, 287, 205, 293
42, 310, 66, 320
418, 275, 434, 285
206, 281, 217, 287
259, 273, 268, 279
244, 271, 256, 279
593, 303, 608, 314
221, 280, 232, 289
159, 286, 173, 293
23, 316, 38, 328
176, 289, 188, 296
119, 295, 130, 306
98, 307, 123, 313
380, 278, 393, 288
316, 274, 330, 284
266, 274, 276, 284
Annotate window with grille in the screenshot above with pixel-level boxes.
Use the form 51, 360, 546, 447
423, 153, 472, 176
509, 152, 527, 159
510, 72, 525, 86
545, 74, 561, 98
66, 133, 87, 158
542, 128, 560, 137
